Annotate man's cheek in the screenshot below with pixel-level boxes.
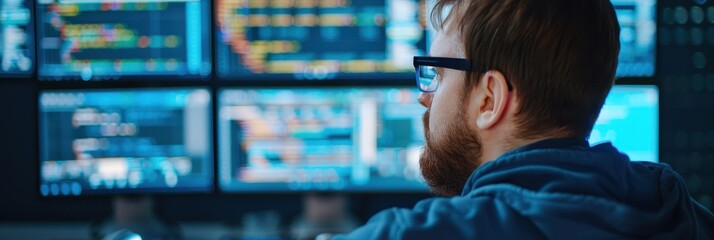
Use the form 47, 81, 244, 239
429, 114, 446, 141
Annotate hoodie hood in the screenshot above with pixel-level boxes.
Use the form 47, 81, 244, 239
462, 138, 714, 239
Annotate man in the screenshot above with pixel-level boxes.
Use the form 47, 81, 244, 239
332, 0, 714, 239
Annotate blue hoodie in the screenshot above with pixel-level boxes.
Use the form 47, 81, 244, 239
333, 138, 714, 239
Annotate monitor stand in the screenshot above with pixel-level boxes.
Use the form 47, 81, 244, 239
289, 193, 359, 240
90, 196, 181, 240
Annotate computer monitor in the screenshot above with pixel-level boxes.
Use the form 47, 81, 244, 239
219, 88, 426, 192
612, 0, 656, 78
39, 88, 213, 196
219, 86, 659, 192
591, 85, 659, 162
215, 0, 427, 80
36, 0, 212, 81
0, 0, 34, 77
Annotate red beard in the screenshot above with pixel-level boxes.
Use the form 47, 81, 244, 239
420, 105, 483, 197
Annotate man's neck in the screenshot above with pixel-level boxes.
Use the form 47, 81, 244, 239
481, 134, 576, 163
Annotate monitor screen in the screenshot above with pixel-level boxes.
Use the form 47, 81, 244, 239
215, 0, 427, 80
0, 0, 34, 77
39, 88, 213, 196
219, 86, 659, 192
612, 0, 656, 78
591, 85, 659, 162
219, 88, 426, 192
36, 0, 212, 81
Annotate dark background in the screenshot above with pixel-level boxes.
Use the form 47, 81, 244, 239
657, 0, 714, 210
1, 0, 713, 224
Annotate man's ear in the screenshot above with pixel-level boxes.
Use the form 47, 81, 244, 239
475, 70, 511, 130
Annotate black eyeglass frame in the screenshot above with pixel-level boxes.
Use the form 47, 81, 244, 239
413, 56, 512, 92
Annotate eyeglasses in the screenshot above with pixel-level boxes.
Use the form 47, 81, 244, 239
413, 56, 511, 93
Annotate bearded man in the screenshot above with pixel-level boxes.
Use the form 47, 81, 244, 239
330, 0, 714, 239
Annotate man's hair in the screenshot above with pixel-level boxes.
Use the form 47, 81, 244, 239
432, 0, 620, 139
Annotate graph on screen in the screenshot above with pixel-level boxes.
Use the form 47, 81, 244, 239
215, 0, 427, 80
39, 89, 213, 196
219, 88, 427, 192
36, 0, 211, 81
1, 0, 34, 76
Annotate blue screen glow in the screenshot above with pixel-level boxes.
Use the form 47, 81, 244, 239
612, 0, 656, 78
1, 0, 34, 77
219, 88, 427, 192
591, 85, 659, 162
39, 88, 213, 196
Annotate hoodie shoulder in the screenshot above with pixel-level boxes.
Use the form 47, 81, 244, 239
332, 196, 546, 240
334, 140, 714, 239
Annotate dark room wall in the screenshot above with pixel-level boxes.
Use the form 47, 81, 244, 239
658, 0, 714, 210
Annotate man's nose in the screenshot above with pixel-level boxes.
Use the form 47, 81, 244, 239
418, 92, 433, 108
